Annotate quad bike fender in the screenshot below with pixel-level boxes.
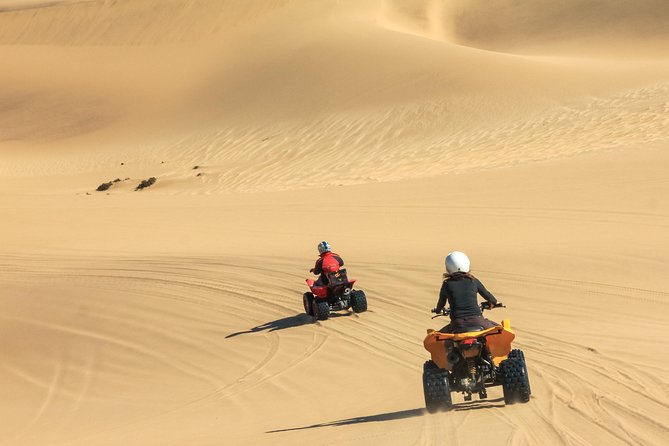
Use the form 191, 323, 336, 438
424, 331, 450, 370
486, 323, 515, 366
424, 323, 516, 368
305, 279, 328, 298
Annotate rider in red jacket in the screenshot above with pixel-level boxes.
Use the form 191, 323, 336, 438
310, 241, 344, 286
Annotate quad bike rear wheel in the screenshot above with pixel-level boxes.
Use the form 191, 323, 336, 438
423, 360, 453, 413
350, 290, 368, 313
313, 299, 330, 321
500, 350, 531, 404
303, 292, 315, 316
508, 349, 531, 395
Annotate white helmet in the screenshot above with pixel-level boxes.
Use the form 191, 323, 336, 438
317, 241, 331, 254
445, 251, 470, 274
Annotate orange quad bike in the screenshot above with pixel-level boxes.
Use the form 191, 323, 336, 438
422, 302, 531, 412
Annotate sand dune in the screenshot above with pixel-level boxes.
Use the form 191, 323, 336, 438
382, 0, 669, 54
1, 1, 668, 445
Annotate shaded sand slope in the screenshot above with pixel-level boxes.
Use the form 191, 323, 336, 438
382, 0, 669, 55
1, 1, 669, 445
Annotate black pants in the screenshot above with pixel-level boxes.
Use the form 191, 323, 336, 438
440, 315, 499, 333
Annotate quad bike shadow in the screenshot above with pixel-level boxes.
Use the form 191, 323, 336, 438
225, 313, 313, 338
267, 397, 506, 434
266, 407, 425, 433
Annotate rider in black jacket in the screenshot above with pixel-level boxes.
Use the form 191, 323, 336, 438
434, 251, 500, 333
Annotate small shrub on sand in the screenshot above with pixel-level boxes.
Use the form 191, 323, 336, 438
135, 177, 157, 191
96, 181, 113, 192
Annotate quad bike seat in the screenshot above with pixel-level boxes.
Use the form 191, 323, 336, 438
453, 325, 485, 333
327, 269, 349, 286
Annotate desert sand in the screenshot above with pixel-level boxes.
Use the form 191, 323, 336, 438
1, 1, 668, 445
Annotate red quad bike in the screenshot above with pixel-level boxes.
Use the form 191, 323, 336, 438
303, 269, 367, 320
422, 302, 531, 412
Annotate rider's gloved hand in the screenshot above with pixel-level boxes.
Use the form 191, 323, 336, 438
431, 307, 437, 313
309, 268, 315, 273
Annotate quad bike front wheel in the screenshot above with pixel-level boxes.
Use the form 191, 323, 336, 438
500, 349, 531, 404
303, 292, 315, 316
313, 299, 330, 321
423, 360, 453, 413
350, 290, 368, 313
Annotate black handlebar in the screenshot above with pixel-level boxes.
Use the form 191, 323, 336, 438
431, 302, 505, 318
